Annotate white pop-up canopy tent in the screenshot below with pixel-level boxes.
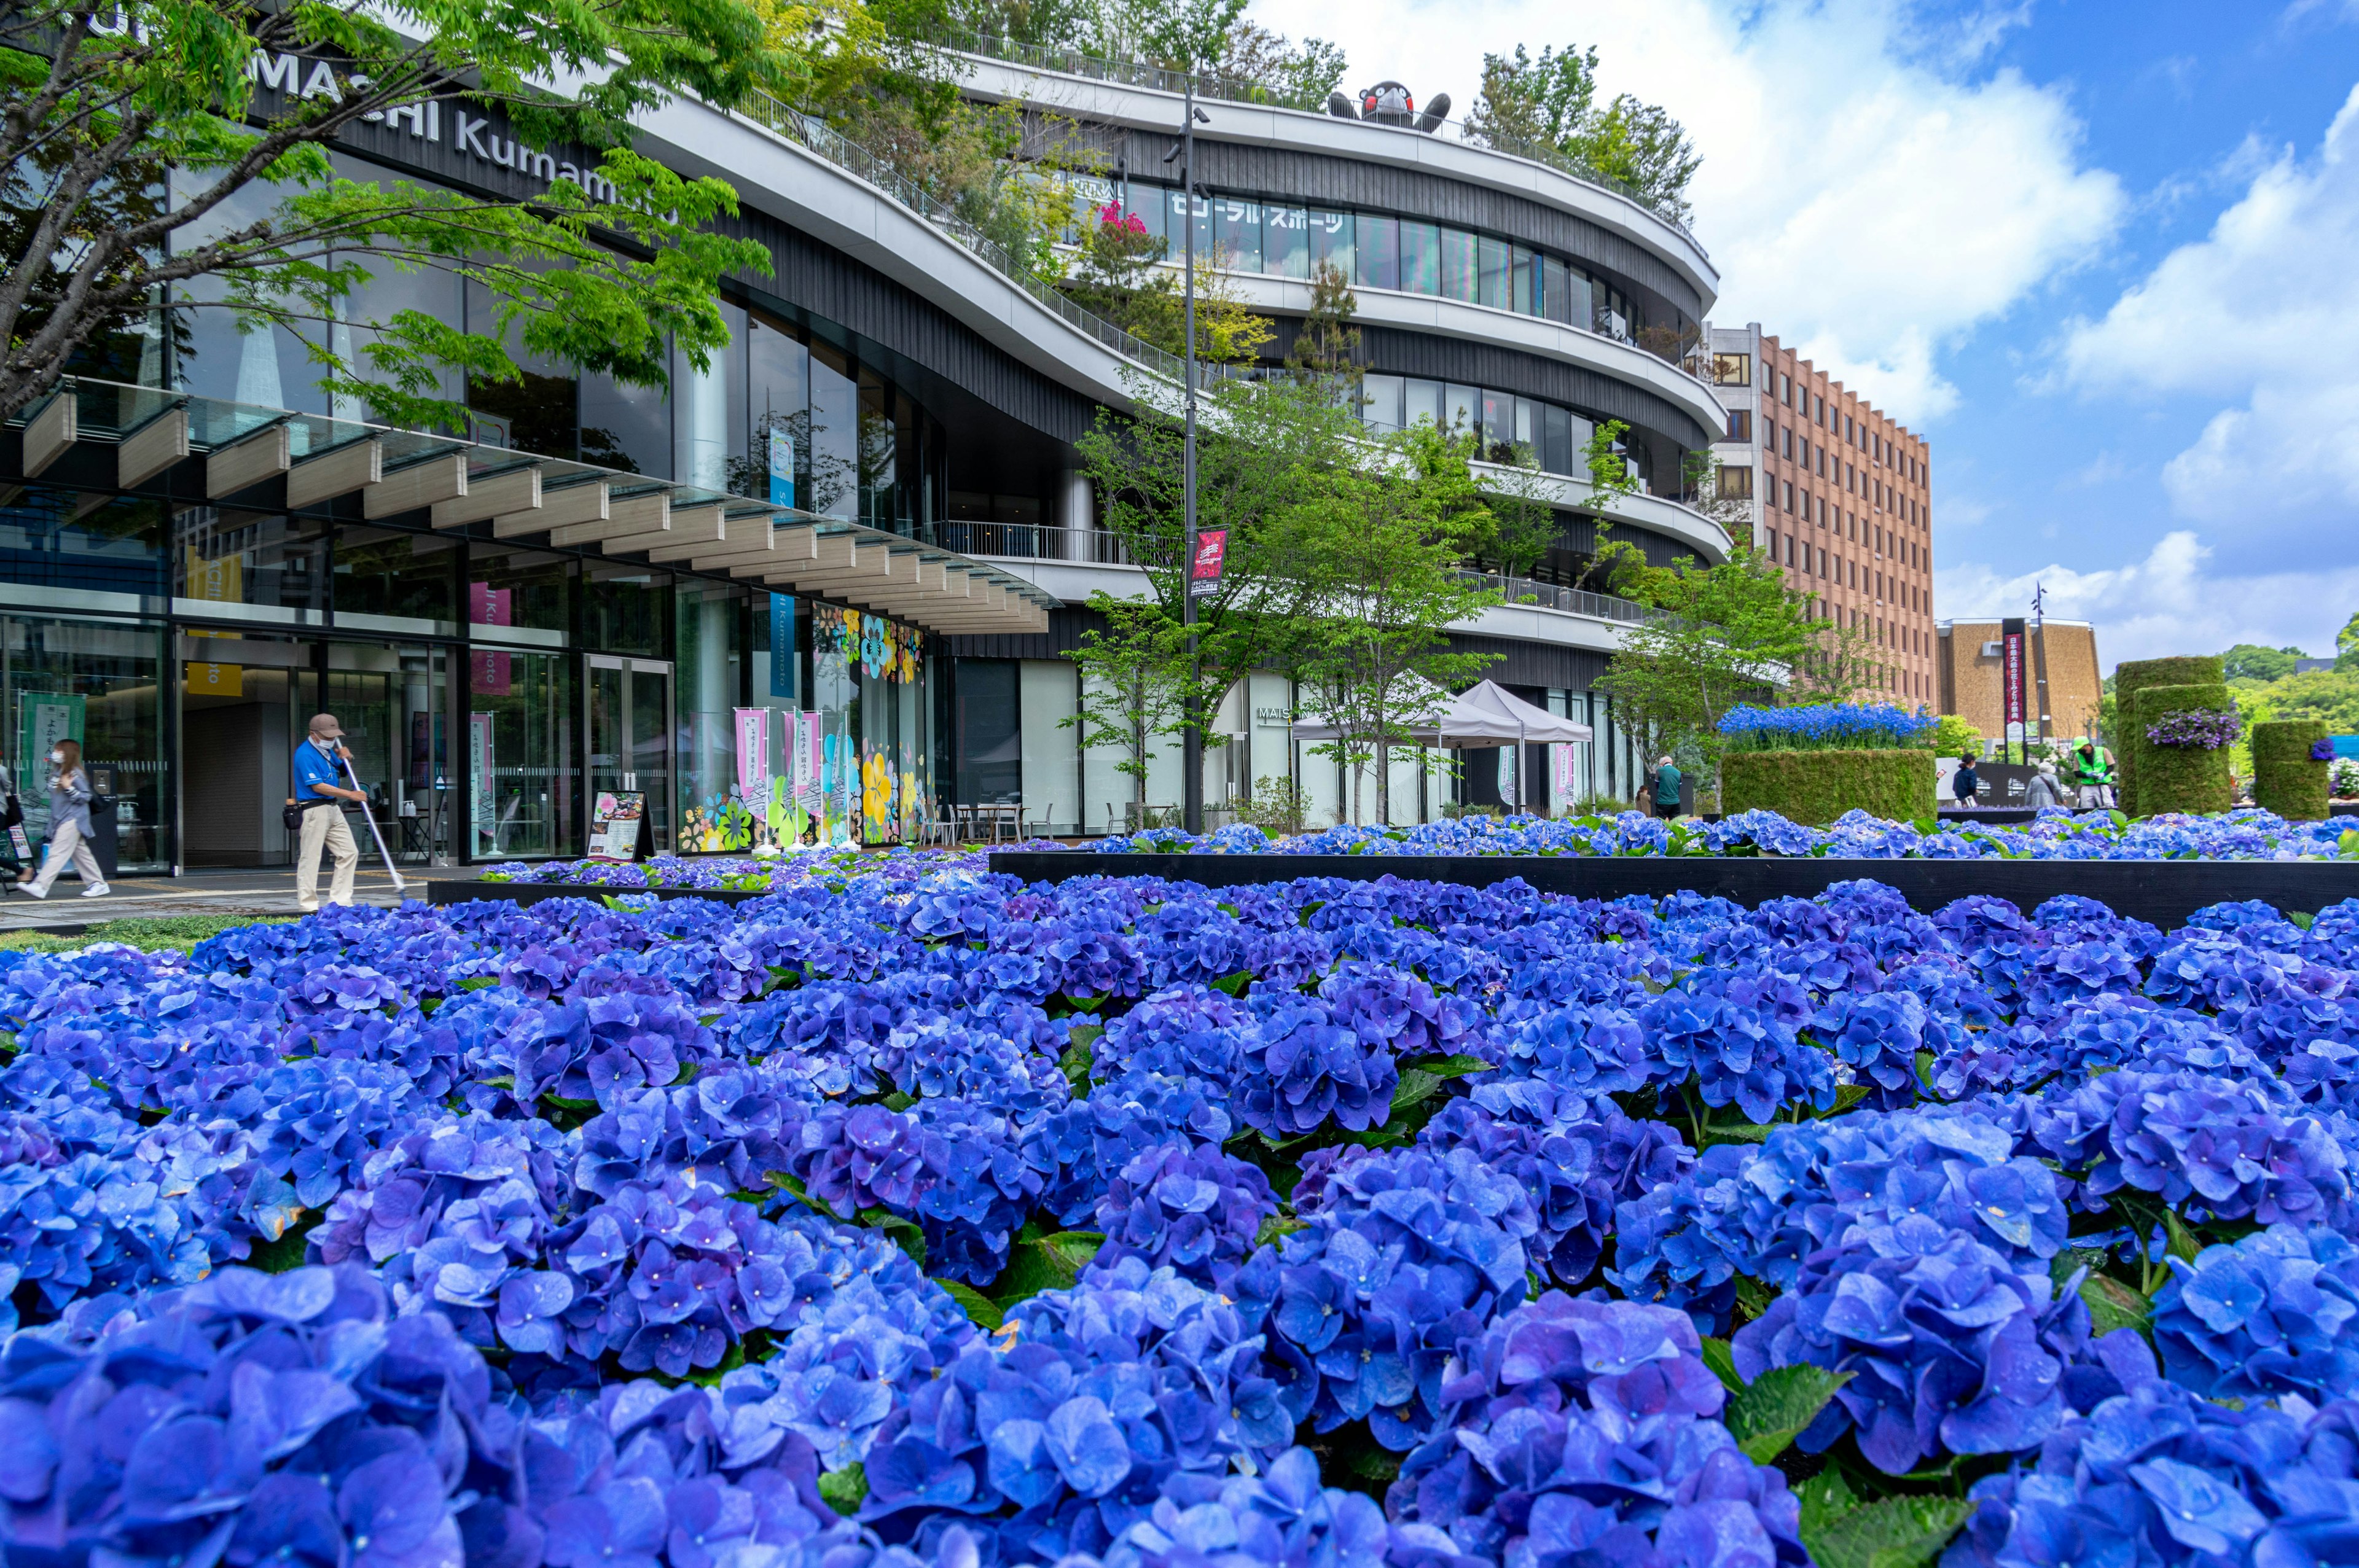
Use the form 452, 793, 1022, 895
1289, 679, 1594, 811
1288, 679, 1593, 749
1457, 679, 1593, 746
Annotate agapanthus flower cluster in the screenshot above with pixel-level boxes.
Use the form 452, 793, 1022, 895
1717, 700, 1940, 751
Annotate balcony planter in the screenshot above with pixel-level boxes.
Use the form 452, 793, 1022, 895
1718, 748, 1936, 826
2253, 719, 2331, 821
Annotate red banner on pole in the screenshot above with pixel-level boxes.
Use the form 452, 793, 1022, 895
1188, 529, 1227, 596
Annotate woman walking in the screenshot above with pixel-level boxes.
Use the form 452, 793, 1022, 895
21, 739, 107, 899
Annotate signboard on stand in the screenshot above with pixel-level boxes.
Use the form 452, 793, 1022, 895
588, 790, 647, 862
467, 712, 496, 856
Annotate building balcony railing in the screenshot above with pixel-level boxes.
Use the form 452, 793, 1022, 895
938, 523, 1659, 626
935, 27, 1704, 246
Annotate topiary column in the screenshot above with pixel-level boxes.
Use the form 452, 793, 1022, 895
2111, 655, 2226, 816
2252, 718, 2330, 820
2130, 682, 2237, 815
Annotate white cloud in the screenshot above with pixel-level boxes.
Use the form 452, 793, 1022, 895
1243, 0, 2125, 423
1935, 529, 2359, 666
2060, 85, 2359, 529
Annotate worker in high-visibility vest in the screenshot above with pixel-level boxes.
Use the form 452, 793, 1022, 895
2070, 738, 2116, 809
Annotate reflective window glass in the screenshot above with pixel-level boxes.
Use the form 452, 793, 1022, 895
1361, 374, 1405, 434
1477, 237, 1511, 310
1264, 205, 1308, 277
1355, 214, 1399, 291
1440, 229, 1479, 302
1399, 222, 1439, 295
1404, 378, 1441, 431
1214, 197, 1262, 273
1308, 209, 1355, 280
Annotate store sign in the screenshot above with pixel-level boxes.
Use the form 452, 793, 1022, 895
469, 584, 512, 695
245, 52, 620, 203
588, 790, 646, 862
187, 661, 243, 697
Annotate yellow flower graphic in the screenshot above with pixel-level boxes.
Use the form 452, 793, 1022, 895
861, 752, 894, 835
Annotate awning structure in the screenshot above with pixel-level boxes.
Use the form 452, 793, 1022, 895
7, 378, 1057, 636
1457, 679, 1593, 744
1289, 679, 1593, 749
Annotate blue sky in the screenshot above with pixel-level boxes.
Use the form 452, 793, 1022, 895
1247, 0, 2359, 668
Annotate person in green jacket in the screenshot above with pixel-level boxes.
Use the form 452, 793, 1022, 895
2070, 738, 2115, 808
1651, 755, 1682, 819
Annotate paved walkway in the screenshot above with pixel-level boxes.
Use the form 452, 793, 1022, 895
0, 863, 496, 932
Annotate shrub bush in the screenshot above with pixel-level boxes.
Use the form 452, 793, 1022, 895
2114, 655, 2225, 813
1719, 748, 1936, 825
2253, 717, 2331, 820
2132, 681, 2236, 816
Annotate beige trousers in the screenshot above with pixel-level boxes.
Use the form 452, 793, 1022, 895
26, 817, 103, 895
297, 804, 358, 909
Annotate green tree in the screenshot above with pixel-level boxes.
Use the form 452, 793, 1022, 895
1294, 420, 1500, 824
1463, 39, 1701, 222
2337, 612, 2359, 671
1926, 714, 1984, 757
2221, 642, 2307, 683
1063, 594, 1190, 828
1593, 543, 1848, 774
1212, 19, 1346, 109
1463, 43, 1598, 150
1, 0, 792, 421
1565, 418, 1647, 597
1076, 371, 1343, 773
1285, 260, 1361, 384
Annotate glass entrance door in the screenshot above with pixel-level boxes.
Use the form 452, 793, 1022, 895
586, 655, 672, 854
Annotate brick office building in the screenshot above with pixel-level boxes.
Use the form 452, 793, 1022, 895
1707, 323, 1936, 704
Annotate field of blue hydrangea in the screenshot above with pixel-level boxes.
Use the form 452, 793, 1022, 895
4, 862, 2359, 1568
483, 809, 2359, 894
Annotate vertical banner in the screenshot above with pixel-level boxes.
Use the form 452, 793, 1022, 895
732, 709, 770, 841
2001, 617, 2027, 762
767, 429, 794, 507
769, 594, 796, 701
468, 712, 496, 855
1188, 529, 1228, 598
469, 584, 512, 695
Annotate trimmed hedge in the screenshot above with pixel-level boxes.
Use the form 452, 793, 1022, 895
2130, 681, 2236, 816
2114, 655, 2225, 814
1719, 748, 1936, 825
2253, 717, 2330, 820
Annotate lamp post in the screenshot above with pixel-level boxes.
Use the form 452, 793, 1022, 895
1180, 76, 1207, 834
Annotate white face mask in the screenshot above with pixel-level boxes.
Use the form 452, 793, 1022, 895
47, 750, 60, 765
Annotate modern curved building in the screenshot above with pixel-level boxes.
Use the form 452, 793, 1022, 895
0, 37, 1732, 869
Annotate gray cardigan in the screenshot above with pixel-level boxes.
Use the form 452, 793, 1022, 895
47, 766, 92, 837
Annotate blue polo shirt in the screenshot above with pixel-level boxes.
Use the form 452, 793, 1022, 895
292, 741, 344, 802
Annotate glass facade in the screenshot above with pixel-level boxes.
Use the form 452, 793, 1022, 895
1091, 179, 1653, 342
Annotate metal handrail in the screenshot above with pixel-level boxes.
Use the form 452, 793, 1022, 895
931, 26, 1704, 245
1460, 571, 1660, 624
738, 92, 1240, 392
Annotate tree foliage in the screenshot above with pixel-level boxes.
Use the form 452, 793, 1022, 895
1293, 421, 1501, 825
1064, 594, 1192, 823
1594, 544, 1872, 774
2219, 642, 2309, 683
0, 0, 802, 420
1463, 40, 1701, 222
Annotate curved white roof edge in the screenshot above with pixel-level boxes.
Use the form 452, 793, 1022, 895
636, 97, 1159, 416
956, 54, 1719, 310
1219, 273, 1728, 439
1470, 463, 1732, 565
977, 556, 1638, 654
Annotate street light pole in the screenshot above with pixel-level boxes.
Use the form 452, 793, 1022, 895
1181, 74, 1205, 835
